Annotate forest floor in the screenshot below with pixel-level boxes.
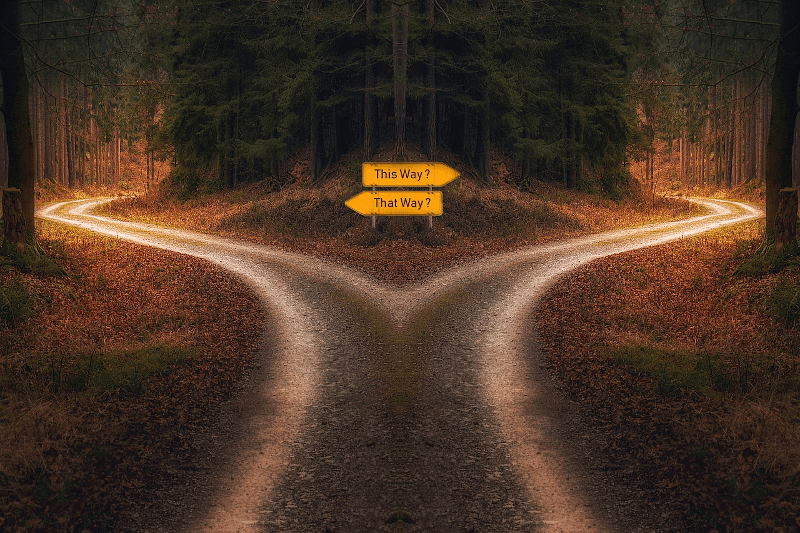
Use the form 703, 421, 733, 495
537, 221, 800, 531
3, 158, 796, 531
0, 223, 265, 530
99, 145, 701, 281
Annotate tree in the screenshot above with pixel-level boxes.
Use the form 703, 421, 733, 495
0, 0, 35, 240
765, 0, 800, 246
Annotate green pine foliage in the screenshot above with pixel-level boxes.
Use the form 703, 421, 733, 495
157, 0, 638, 193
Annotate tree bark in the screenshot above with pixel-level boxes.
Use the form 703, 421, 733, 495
0, 114, 7, 187
364, 0, 379, 159
310, 90, 326, 180
2, 187, 25, 251
775, 187, 798, 252
765, 0, 800, 243
223, 113, 233, 188
392, 3, 408, 157
566, 112, 576, 188
0, 0, 35, 237
476, 92, 490, 180
421, 0, 436, 159
726, 82, 735, 188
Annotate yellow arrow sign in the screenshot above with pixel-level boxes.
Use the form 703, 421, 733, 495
362, 162, 460, 187
345, 191, 443, 216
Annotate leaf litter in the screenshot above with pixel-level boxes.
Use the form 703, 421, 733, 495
535, 220, 800, 531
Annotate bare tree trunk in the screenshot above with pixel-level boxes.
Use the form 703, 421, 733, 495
462, 105, 471, 165
2, 188, 25, 251
310, 91, 326, 180
35, 83, 43, 183
421, 0, 436, 159
726, 87, 735, 188
392, 2, 408, 157
748, 79, 757, 181
567, 112, 576, 188
476, 91, 490, 180
59, 79, 66, 185
116, 133, 120, 188
329, 107, 339, 164
0, 114, 7, 187
364, 0, 379, 159
223, 113, 233, 188
765, 0, 800, 244
775, 188, 798, 252
761, 80, 769, 183
795, 120, 800, 188
0, 0, 36, 236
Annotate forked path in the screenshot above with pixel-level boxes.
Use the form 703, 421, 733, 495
39, 198, 762, 532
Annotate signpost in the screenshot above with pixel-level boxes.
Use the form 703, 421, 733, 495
347, 162, 459, 228
361, 163, 460, 187
345, 191, 443, 216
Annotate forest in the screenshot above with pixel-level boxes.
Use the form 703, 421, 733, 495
1, 0, 797, 242
3, 1, 800, 531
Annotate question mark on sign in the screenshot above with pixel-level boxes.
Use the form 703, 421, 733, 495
425, 168, 430, 180
426, 197, 431, 208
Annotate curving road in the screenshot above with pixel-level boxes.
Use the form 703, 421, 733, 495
38, 198, 762, 532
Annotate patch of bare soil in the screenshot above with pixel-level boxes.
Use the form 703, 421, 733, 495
535, 221, 800, 531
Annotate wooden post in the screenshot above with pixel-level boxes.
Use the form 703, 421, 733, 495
2, 188, 26, 252
775, 187, 798, 253
428, 184, 433, 229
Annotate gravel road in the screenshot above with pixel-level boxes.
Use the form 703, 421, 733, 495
38, 198, 762, 532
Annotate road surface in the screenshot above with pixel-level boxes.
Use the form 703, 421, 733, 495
38, 198, 762, 532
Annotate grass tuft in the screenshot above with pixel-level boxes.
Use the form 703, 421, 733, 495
609, 345, 718, 393
40, 345, 195, 395
735, 242, 800, 277
0, 276, 31, 324
767, 278, 800, 326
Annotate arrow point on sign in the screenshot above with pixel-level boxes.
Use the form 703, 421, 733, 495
345, 191, 370, 216
436, 164, 460, 186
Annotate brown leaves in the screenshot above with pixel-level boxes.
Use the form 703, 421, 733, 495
535, 221, 800, 531
0, 223, 264, 531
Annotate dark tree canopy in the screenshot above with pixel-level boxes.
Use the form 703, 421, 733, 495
159, 0, 635, 194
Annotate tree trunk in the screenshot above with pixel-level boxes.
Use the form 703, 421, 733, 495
310, 91, 326, 180
364, 0, 379, 159
726, 118, 735, 188
0, 114, 7, 187
566, 112, 576, 188
461, 105, 471, 164
775, 187, 798, 252
0, 0, 35, 237
392, 2, 408, 157
329, 107, 340, 164
2, 187, 25, 251
765, 0, 800, 243
421, 0, 436, 159
223, 114, 233, 188
476, 91, 490, 180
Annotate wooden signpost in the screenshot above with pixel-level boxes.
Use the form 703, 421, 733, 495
346, 162, 459, 227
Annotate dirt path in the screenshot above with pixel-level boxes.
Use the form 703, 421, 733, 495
38, 198, 762, 532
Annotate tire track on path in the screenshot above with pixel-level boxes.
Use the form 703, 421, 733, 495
38, 198, 762, 532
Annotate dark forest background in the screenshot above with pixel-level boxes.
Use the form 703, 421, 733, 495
0, 0, 796, 210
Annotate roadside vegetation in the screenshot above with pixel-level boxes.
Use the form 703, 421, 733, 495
0, 222, 264, 531
536, 221, 800, 530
